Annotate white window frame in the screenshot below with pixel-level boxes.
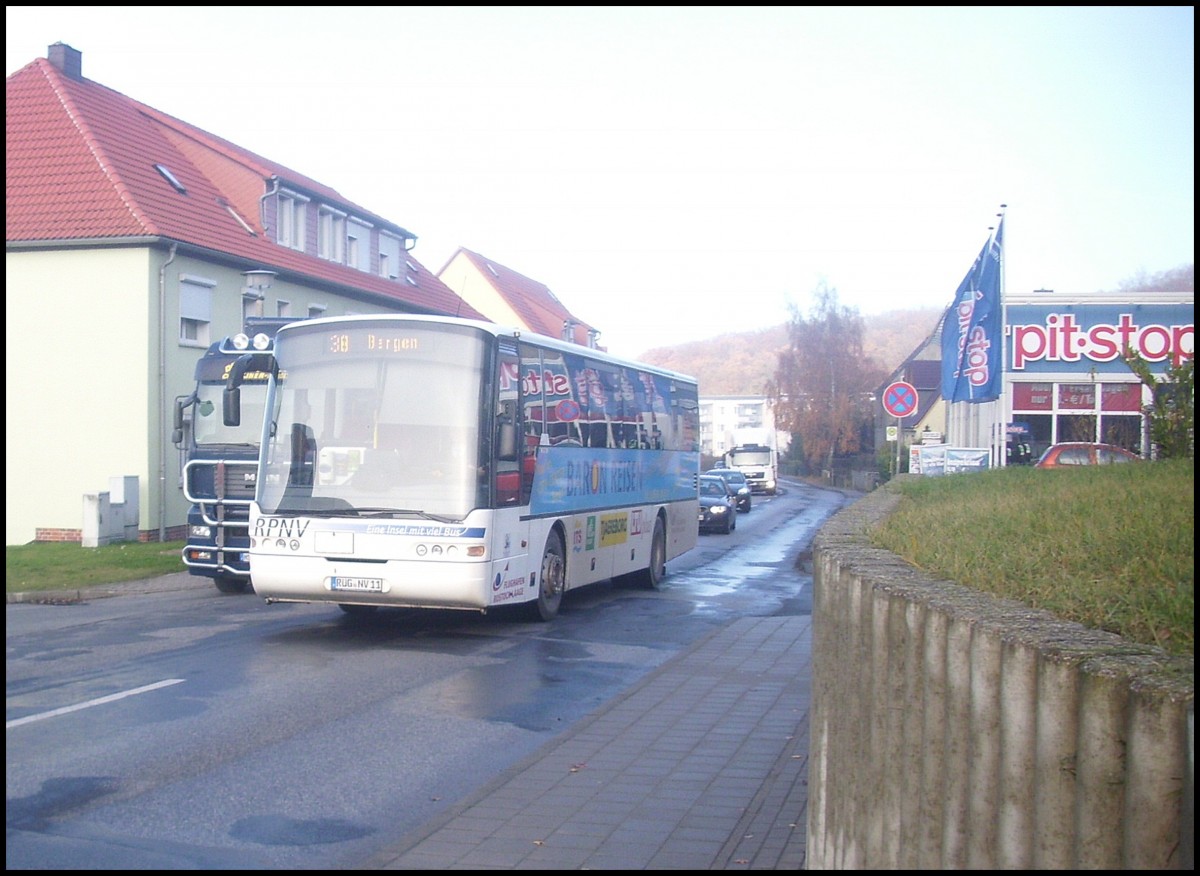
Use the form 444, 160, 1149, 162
317, 205, 347, 263
242, 291, 265, 323
277, 190, 309, 251
379, 231, 402, 279
179, 274, 215, 347
347, 217, 372, 272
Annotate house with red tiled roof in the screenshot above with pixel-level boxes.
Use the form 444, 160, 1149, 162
5, 43, 486, 545
437, 248, 603, 349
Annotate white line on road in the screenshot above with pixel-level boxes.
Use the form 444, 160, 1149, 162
6, 678, 185, 729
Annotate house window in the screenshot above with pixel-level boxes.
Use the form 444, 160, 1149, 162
308, 303, 327, 319
379, 232, 402, 279
179, 277, 214, 346
317, 206, 346, 262
277, 300, 291, 318
277, 191, 308, 251
347, 217, 372, 271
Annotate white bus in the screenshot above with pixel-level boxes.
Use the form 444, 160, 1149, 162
235, 315, 700, 621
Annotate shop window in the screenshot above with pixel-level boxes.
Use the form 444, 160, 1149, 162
1101, 383, 1143, 412
1058, 384, 1096, 410
1057, 414, 1097, 443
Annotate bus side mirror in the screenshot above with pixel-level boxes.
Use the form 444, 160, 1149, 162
223, 386, 241, 427
172, 394, 191, 445
222, 353, 257, 427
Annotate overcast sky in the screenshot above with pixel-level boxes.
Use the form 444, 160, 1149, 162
7, 6, 1194, 358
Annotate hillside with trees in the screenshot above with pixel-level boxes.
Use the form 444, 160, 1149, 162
637, 261, 1194, 398
637, 306, 944, 396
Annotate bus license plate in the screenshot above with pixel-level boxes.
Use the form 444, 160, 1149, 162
329, 576, 383, 592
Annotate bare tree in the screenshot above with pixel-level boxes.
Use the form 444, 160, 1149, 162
768, 283, 886, 474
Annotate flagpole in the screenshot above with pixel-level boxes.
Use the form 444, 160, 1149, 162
997, 203, 1008, 467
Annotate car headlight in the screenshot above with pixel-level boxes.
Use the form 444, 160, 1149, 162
709, 504, 728, 514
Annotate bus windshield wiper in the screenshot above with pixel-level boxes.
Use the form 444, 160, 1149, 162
352, 507, 460, 523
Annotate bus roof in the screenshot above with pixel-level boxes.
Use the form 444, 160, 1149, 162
275, 313, 699, 383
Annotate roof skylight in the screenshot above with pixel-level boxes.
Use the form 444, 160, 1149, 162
153, 163, 187, 194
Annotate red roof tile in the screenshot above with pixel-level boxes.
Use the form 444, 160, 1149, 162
454, 248, 600, 345
6, 51, 484, 319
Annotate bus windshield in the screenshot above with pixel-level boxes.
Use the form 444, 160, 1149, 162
257, 322, 489, 520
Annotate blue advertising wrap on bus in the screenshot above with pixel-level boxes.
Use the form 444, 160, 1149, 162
243, 315, 701, 622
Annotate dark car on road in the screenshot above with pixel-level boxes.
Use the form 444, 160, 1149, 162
698, 475, 737, 534
704, 468, 752, 513
1034, 442, 1141, 468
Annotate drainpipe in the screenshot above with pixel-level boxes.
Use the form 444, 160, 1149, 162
158, 243, 178, 542
260, 177, 280, 230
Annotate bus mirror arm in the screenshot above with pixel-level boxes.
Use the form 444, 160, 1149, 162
172, 392, 195, 445
222, 353, 257, 427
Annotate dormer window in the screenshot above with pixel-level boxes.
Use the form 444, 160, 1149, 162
379, 232, 402, 279
277, 190, 307, 251
347, 217, 371, 271
318, 205, 346, 263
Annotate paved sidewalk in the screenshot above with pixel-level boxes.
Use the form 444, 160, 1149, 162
362, 614, 812, 870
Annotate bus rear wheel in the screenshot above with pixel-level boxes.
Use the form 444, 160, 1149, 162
633, 516, 667, 590
532, 532, 565, 621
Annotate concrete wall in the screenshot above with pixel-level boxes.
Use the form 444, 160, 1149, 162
807, 484, 1194, 869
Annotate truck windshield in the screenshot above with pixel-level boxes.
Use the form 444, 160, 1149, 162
731, 449, 772, 465
192, 383, 267, 446
257, 322, 489, 520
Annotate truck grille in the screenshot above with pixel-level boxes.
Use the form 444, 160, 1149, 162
183, 460, 257, 504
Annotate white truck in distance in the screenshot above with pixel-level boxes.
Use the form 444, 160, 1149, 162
724, 442, 778, 495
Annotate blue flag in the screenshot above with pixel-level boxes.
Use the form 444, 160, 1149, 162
940, 218, 1004, 402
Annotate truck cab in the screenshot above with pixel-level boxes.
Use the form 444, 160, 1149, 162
172, 318, 290, 593
725, 443, 778, 495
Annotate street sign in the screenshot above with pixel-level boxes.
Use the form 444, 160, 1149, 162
882, 381, 918, 418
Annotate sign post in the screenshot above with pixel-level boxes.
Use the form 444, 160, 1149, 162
882, 381, 918, 477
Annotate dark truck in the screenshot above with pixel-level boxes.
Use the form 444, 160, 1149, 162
172, 317, 291, 593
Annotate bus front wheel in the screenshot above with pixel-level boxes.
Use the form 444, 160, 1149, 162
532, 532, 565, 621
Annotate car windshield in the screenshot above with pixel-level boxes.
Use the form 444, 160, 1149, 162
700, 479, 728, 498
708, 469, 745, 484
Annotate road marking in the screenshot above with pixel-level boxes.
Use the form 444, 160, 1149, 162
6, 678, 185, 729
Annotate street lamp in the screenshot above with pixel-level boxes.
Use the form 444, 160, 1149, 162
241, 269, 277, 300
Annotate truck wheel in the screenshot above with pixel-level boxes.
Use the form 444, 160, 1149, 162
531, 531, 565, 621
213, 575, 249, 594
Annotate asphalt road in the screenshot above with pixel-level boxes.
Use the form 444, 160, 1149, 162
6, 480, 849, 869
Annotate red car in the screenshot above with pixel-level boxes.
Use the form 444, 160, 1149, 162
1034, 442, 1141, 468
